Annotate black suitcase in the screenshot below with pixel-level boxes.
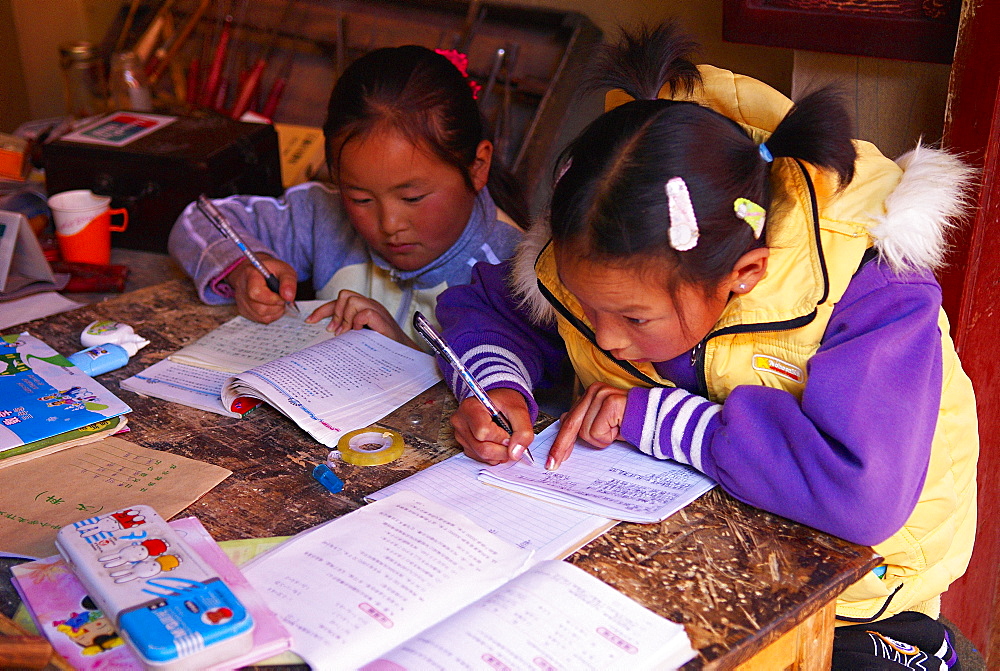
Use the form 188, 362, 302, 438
43, 114, 283, 253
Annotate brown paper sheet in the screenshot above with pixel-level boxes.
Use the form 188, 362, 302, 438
0, 437, 230, 559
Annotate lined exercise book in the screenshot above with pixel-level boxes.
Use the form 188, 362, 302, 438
478, 420, 717, 523
243, 492, 696, 670
122, 301, 336, 416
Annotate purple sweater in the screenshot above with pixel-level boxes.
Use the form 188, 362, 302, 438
435, 259, 943, 546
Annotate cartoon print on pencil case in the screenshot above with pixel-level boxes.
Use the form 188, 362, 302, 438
52, 596, 125, 656
109, 554, 182, 583
110, 508, 147, 529
98, 538, 170, 568
73, 508, 148, 542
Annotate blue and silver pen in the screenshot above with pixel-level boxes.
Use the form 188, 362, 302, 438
196, 194, 300, 316
413, 311, 534, 464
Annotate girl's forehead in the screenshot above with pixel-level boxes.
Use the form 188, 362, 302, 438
555, 245, 673, 285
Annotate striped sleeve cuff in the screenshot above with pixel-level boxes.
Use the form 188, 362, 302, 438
439, 344, 538, 419
620, 387, 721, 472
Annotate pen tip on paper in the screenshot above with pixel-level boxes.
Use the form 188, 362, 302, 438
511, 443, 533, 465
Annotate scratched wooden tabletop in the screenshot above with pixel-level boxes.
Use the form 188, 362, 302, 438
0, 279, 879, 669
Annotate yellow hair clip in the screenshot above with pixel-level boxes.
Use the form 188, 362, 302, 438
734, 198, 766, 239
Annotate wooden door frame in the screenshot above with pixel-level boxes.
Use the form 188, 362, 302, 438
938, 0, 1000, 663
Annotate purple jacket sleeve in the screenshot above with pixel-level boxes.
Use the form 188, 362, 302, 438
435, 260, 567, 418
620, 261, 943, 546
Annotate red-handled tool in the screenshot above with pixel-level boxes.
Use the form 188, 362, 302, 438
199, 13, 233, 108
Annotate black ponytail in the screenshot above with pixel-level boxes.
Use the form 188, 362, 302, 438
766, 87, 857, 187
587, 22, 701, 102
550, 21, 859, 301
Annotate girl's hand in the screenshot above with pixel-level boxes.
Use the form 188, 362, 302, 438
226, 255, 298, 324
306, 290, 418, 349
451, 388, 535, 465
547, 382, 627, 470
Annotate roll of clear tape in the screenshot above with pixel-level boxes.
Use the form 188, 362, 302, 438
335, 427, 405, 466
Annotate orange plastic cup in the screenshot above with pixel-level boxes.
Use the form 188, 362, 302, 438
48, 190, 128, 265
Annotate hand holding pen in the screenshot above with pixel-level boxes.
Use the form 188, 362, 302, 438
196, 195, 300, 319
413, 312, 535, 465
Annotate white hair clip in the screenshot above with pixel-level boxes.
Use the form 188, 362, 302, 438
665, 177, 699, 251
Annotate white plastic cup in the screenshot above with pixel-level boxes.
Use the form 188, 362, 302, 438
47, 189, 128, 265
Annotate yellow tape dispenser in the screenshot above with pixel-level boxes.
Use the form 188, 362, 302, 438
334, 427, 405, 467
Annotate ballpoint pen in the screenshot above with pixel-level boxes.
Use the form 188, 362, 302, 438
412, 311, 534, 465
196, 194, 300, 316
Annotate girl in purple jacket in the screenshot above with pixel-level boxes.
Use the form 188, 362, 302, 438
435, 24, 976, 669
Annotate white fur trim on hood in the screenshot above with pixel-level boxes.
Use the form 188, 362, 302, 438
874, 143, 977, 274
510, 218, 557, 325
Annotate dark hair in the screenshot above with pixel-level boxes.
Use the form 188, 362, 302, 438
323, 45, 528, 228
551, 22, 856, 292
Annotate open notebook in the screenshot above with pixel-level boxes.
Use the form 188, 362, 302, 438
243, 492, 696, 670
122, 305, 441, 445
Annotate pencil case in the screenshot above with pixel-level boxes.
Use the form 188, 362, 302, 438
55, 504, 254, 670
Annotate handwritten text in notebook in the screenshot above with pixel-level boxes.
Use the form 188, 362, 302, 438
478, 420, 716, 523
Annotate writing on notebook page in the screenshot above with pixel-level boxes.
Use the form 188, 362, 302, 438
479, 421, 715, 523
367, 452, 614, 558
244, 337, 411, 398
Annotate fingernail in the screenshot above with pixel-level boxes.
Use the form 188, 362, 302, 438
510, 443, 524, 460
546, 456, 557, 471
502, 438, 510, 447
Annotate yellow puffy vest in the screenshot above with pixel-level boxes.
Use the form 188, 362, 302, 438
533, 66, 978, 622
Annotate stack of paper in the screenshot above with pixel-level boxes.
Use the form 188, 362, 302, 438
367, 450, 616, 559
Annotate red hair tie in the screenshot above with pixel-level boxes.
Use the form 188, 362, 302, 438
435, 48, 482, 99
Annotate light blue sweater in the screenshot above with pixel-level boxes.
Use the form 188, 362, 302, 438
168, 182, 523, 342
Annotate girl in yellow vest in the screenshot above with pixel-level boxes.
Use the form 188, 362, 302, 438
434, 23, 977, 670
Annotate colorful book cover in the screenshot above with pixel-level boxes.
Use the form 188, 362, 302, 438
11, 516, 293, 670
0, 333, 131, 452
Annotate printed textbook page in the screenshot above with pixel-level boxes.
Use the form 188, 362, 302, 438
220, 328, 441, 446
244, 492, 694, 671
242, 492, 534, 670
362, 559, 696, 671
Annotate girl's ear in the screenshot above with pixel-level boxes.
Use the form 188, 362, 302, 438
470, 140, 494, 192
728, 247, 770, 294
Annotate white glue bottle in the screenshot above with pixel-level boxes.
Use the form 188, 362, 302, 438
68, 320, 150, 376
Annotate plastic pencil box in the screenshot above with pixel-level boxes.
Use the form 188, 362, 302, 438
55, 504, 254, 670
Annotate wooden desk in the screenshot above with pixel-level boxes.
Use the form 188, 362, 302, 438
1, 280, 879, 669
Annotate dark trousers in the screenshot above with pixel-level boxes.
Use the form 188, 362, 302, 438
832, 611, 962, 670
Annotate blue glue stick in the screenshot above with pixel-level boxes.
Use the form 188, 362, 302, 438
312, 463, 344, 494
68, 343, 134, 376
